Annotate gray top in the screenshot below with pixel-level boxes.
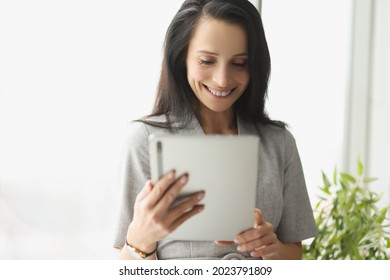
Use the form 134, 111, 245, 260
113, 113, 318, 259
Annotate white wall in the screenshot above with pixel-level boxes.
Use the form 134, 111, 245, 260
368, 0, 390, 209
261, 0, 352, 203
0, 0, 184, 259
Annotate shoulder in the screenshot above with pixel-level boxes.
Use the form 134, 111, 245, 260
126, 121, 150, 139
252, 122, 299, 165
254, 122, 295, 148
121, 117, 171, 170
126, 115, 170, 137
124, 115, 176, 148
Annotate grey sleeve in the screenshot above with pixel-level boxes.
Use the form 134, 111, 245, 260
276, 130, 318, 244
113, 121, 151, 249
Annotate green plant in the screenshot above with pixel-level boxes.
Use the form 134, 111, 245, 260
303, 157, 390, 259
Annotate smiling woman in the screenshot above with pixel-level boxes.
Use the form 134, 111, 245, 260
187, 19, 249, 111
114, 0, 317, 260
186, 19, 250, 133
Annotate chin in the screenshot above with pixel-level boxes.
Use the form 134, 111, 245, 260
203, 104, 235, 113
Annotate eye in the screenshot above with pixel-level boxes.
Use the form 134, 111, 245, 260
232, 61, 247, 68
199, 59, 214, 66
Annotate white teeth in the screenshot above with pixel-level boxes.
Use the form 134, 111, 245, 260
206, 86, 232, 97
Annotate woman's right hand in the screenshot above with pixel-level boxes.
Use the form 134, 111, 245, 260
126, 170, 205, 253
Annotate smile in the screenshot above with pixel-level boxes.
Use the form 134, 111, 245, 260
204, 85, 233, 97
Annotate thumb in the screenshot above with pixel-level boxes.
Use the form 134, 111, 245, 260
254, 208, 264, 228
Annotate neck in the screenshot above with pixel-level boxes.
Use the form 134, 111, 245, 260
198, 106, 238, 135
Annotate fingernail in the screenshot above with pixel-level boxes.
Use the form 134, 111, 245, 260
197, 192, 205, 200
180, 175, 188, 184
168, 170, 175, 179
237, 246, 243, 251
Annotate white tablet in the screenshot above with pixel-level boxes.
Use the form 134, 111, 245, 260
149, 134, 259, 241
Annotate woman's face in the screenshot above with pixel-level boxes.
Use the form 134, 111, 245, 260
186, 18, 250, 114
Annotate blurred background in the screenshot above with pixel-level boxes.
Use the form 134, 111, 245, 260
0, 0, 388, 259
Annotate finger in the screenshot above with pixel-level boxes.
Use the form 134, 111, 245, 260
167, 191, 205, 224
215, 241, 235, 246
233, 208, 264, 241
169, 204, 205, 232
250, 243, 278, 258
136, 180, 154, 201
146, 170, 176, 206
155, 173, 189, 210
237, 233, 276, 252
235, 224, 271, 245
254, 208, 264, 228
235, 228, 261, 244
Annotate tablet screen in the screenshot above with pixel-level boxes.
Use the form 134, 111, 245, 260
149, 135, 259, 241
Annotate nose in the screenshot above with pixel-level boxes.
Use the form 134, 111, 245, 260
212, 64, 230, 88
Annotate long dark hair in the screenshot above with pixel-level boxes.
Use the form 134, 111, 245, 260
139, 0, 285, 129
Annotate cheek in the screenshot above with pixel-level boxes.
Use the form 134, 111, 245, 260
187, 65, 209, 82
237, 70, 250, 86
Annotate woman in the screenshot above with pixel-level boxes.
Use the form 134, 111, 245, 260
114, 0, 318, 260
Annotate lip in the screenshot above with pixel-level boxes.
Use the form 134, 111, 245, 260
203, 84, 235, 98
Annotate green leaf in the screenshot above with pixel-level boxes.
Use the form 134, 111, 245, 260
357, 155, 364, 176
363, 177, 378, 183
340, 179, 349, 190
322, 171, 332, 188
319, 186, 331, 195
333, 166, 338, 185
314, 200, 322, 210
340, 172, 356, 184
376, 207, 389, 224
380, 207, 388, 216
305, 157, 390, 260
317, 196, 328, 201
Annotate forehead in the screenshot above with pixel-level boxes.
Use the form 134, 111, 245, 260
188, 18, 248, 54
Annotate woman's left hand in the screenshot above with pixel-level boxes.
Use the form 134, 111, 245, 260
235, 208, 281, 259
215, 208, 281, 259
216, 208, 302, 259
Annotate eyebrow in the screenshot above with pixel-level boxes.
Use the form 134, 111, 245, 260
196, 50, 248, 57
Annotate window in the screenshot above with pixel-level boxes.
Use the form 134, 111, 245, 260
0, 0, 185, 259
262, 0, 352, 203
